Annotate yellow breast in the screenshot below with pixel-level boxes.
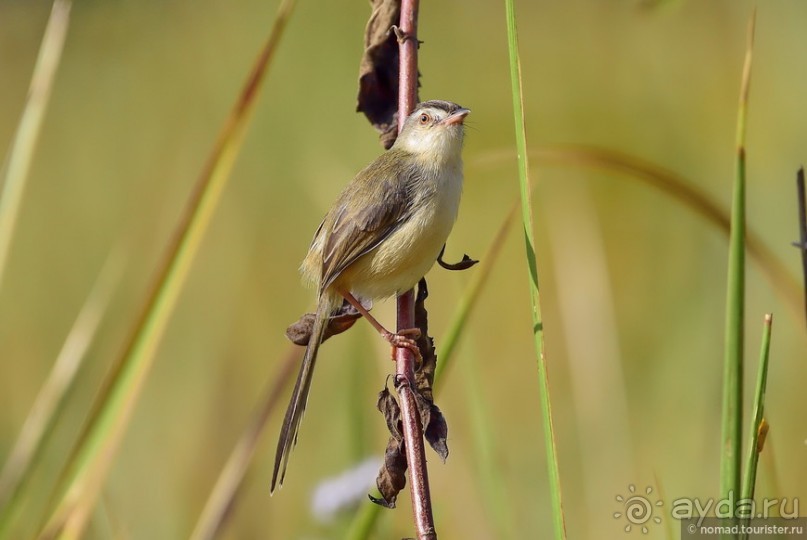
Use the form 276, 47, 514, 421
336, 158, 463, 300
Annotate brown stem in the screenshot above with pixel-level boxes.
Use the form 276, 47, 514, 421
796, 167, 807, 329
397, 0, 418, 131
395, 291, 435, 539
395, 1, 436, 539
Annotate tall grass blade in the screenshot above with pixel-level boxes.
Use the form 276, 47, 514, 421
37, 1, 297, 537
739, 314, 772, 540
504, 0, 566, 538
0, 0, 71, 291
721, 11, 754, 514
0, 251, 121, 538
741, 314, 772, 503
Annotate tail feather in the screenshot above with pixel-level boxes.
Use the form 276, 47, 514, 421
271, 298, 332, 493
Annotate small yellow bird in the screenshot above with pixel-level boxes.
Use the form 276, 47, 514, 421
271, 100, 469, 492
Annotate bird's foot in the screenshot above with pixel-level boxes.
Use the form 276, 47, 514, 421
390, 25, 422, 47
383, 328, 422, 362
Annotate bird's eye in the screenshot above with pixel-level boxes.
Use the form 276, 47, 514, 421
419, 113, 431, 125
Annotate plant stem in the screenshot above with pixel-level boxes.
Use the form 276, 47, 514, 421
795, 168, 807, 329
397, 0, 419, 128
721, 13, 754, 526
741, 314, 772, 503
395, 1, 436, 538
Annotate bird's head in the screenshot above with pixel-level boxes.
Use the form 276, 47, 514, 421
393, 100, 470, 162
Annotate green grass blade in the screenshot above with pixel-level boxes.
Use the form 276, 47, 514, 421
741, 314, 772, 503
739, 314, 772, 540
37, 1, 297, 537
721, 11, 754, 511
0, 0, 71, 291
504, 0, 566, 538
0, 251, 121, 539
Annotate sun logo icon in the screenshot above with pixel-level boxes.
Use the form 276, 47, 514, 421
613, 484, 663, 534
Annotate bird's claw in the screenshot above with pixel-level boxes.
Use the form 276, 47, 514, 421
383, 328, 422, 362
390, 25, 422, 47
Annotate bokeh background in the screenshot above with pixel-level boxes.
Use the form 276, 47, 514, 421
1, 1, 805, 538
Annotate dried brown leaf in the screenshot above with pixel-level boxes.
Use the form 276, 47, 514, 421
377, 383, 402, 439
424, 403, 448, 462
413, 279, 435, 396
437, 244, 479, 271
371, 279, 449, 505
357, 0, 418, 149
413, 279, 448, 460
284, 299, 371, 345
372, 384, 407, 508
371, 435, 407, 508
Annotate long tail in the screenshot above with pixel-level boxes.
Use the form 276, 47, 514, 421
271, 297, 332, 493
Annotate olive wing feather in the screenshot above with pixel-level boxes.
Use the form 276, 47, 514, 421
319, 156, 417, 292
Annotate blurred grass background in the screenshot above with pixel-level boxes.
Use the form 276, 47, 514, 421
1, 1, 805, 538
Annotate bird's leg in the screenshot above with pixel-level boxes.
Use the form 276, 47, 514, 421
339, 290, 422, 362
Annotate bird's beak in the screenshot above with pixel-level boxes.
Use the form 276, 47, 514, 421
442, 108, 470, 126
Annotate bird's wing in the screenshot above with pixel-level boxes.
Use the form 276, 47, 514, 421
319, 165, 416, 292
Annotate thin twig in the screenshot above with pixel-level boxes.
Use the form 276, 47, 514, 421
395, 1, 436, 538
795, 168, 807, 329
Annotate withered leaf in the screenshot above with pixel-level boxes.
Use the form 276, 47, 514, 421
357, 0, 421, 149
370, 434, 407, 508
413, 279, 448, 460
372, 279, 449, 505
413, 279, 436, 396
424, 403, 448, 462
373, 384, 407, 507
377, 384, 402, 440
284, 298, 372, 346
437, 244, 479, 271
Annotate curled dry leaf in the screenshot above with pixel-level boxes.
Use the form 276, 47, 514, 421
372, 279, 449, 505
378, 381, 403, 440
357, 0, 420, 149
413, 279, 448, 461
285, 299, 371, 345
372, 384, 406, 508
437, 244, 479, 271
424, 403, 448, 462
413, 279, 436, 397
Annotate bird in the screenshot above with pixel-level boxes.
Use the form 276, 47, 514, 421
271, 99, 469, 492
